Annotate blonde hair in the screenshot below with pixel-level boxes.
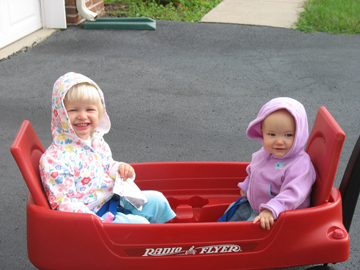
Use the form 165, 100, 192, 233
64, 83, 104, 117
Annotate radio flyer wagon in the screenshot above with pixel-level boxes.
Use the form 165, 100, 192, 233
11, 106, 360, 270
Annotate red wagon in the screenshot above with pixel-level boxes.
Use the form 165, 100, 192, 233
11, 106, 360, 270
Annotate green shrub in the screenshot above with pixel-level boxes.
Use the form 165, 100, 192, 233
104, 0, 222, 23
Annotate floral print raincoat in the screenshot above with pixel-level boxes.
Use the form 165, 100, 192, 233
39, 72, 122, 215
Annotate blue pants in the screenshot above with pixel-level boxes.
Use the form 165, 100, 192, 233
246, 209, 258, 221
101, 191, 176, 224
218, 197, 258, 222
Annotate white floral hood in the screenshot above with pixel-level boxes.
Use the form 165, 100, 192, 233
51, 72, 111, 142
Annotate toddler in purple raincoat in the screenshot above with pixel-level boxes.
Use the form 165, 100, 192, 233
224, 97, 316, 230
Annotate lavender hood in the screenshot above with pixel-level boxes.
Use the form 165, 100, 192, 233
246, 97, 309, 157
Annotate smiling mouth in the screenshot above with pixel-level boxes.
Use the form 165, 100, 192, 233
75, 123, 90, 127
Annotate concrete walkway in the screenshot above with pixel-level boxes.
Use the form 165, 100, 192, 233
200, 0, 305, 28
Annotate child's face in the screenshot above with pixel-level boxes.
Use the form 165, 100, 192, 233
261, 109, 295, 158
64, 99, 100, 141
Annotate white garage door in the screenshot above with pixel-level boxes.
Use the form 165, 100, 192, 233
0, 0, 42, 49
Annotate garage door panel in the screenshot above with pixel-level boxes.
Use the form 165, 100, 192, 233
0, 0, 42, 49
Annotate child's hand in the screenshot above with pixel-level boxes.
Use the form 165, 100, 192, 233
118, 163, 135, 179
253, 209, 274, 230
240, 189, 247, 197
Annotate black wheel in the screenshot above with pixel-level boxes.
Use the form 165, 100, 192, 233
305, 265, 336, 270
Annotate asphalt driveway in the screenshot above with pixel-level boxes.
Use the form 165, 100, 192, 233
1, 21, 359, 269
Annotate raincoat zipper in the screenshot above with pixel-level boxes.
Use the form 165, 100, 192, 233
248, 153, 272, 210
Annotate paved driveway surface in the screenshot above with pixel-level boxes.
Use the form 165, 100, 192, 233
1, 21, 359, 269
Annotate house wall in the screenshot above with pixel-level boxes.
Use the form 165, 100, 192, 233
65, 0, 105, 25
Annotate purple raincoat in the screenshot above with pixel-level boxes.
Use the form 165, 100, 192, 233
238, 97, 316, 219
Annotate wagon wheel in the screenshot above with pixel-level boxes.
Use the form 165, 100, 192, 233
305, 264, 336, 270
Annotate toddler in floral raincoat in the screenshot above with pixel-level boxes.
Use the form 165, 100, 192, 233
39, 72, 175, 223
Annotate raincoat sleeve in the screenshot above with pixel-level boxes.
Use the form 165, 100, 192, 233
101, 140, 135, 181
259, 156, 316, 219
39, 151, 95, 214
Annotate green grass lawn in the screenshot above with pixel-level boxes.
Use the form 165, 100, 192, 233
295, 0, 360, 34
